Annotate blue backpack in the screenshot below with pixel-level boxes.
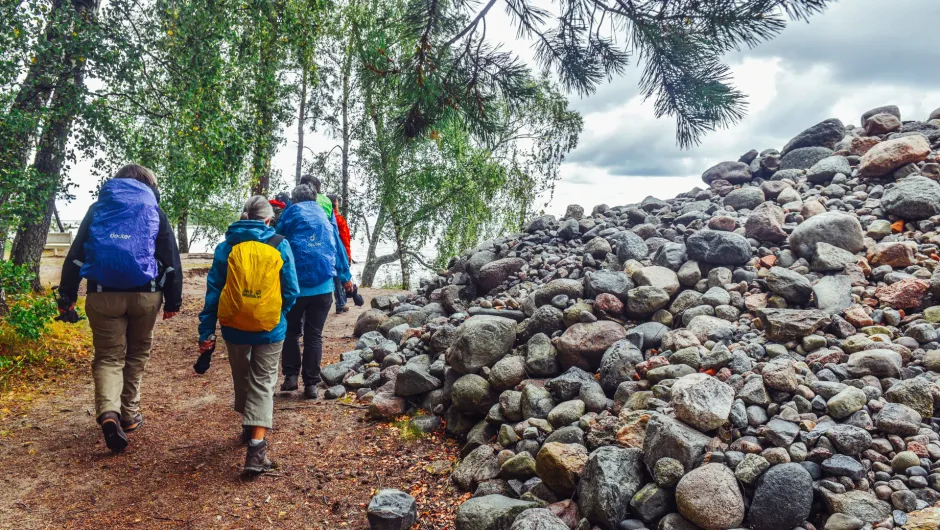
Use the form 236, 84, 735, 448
81, 179, 161, 289
279, 201, 336, 287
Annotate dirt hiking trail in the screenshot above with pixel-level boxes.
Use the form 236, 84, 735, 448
0, 267, 461, 529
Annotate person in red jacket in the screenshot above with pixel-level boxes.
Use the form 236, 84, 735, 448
328, 194, 352, 313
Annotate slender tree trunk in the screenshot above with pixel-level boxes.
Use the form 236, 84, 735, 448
177, 210, 190, 254
360, 206, 388, 287
0, 0, 67, 216
361, 251, 399, 288
10, 0, 98, 292
249, 104, 274, 196
12, 78, 87, 289
340, 39, 353, 217
392, 221, 410, 290
518, 193, 528, 230
52, 204, 64, 232
249, 14, 279, 197
295, 68, 307, 185
11, 194, 56, 291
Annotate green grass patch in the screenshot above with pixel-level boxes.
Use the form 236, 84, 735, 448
390, 415, 426, 441
0, 296, 92, 411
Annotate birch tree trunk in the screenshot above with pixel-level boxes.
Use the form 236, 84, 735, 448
10, 1, 95, 291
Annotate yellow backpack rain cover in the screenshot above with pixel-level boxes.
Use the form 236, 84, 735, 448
218, 236, 284, 332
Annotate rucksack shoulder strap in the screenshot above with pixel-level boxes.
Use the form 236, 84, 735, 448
266, 234, 284, 248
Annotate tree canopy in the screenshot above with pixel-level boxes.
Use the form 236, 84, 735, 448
386, 0, 831, 148
0, 0, 830, 292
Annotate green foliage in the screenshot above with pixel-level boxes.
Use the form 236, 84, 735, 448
0, 260, 34, 295
0, 0, 105, 230
189, 188, 248, 248
357, 47, 582, 275
390, 412, 429, 441
381, 0, 831, 147
94, 0, 334, 232
7, 292, 58, 342
377, 272, 406, 290
0, 261, 59, 341
98, 0, 256, 225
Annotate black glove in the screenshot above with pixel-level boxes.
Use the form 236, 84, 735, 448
194, 337, 216, 374
54, 292, 81, 323
351, 284, 365, 307
55, 308, 81, 324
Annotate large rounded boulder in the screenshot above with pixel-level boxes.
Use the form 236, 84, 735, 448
702, 161, 751, 185
556, 321, 627, 371
446, 316, 517, 374
781, 118, 845, 154
477, 258, 526, 292
534, 279, 584, 307
583, 270, 634, 302
675, 463, 744, 530
670, 373, 734, 432
788, 211, 863, 260
685, 230, 751, 265
881, 176, 940, 220
748, 464, 813, 530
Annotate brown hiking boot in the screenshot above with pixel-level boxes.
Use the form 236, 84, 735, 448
121, 413, 144, 433
98, 412, 128, 453
244, 441, 274, 475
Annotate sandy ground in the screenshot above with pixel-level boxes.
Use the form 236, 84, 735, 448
0, 261, 461, 529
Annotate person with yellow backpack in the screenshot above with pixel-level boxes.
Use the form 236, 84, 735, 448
197, 196, 300, 474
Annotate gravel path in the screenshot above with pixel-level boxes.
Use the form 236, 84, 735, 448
0, 271, 461, 529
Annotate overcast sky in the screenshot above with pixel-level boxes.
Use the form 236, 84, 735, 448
60, 0, 940, 223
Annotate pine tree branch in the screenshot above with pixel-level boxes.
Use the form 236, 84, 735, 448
443, 0, 498, 48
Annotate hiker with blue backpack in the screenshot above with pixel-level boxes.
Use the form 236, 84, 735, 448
197, 195, 300, 474
275, 184, 352, 399
299, 174, 333, 219
57, 164, 183, 454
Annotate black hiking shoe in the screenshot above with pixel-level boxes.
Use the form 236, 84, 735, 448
244, 441, 274, 475
280, 374, 299, 392
98, 412, 128, 453
303, 385, 318, 400
120, 413, 144, 433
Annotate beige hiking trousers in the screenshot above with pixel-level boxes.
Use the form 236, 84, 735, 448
225, 341, 283, 429
85, 292, 163, 421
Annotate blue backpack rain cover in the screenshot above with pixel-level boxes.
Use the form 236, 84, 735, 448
81, 179, 160, 289
279, 201, 336, 287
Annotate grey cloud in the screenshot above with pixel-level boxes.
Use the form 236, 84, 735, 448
568, 70, 643, 115
564, 65, 853, 177
742, 0, 940, 87
566, 112, 697, 176
563, 171, 595, 185
571, 0, 939, 118
556, 1, 940, 179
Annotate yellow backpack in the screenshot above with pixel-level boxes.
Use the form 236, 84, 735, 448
218, 235, 285, 332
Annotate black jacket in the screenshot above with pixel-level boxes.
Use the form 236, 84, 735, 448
58, 202, 183, 312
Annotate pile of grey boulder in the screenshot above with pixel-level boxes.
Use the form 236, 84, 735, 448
350, 105, 940, 530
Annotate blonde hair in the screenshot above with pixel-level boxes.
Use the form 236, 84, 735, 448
241, 195, 274, 221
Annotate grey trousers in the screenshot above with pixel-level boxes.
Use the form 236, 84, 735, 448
85, 292, 163, 421
225, 341, 283, 428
